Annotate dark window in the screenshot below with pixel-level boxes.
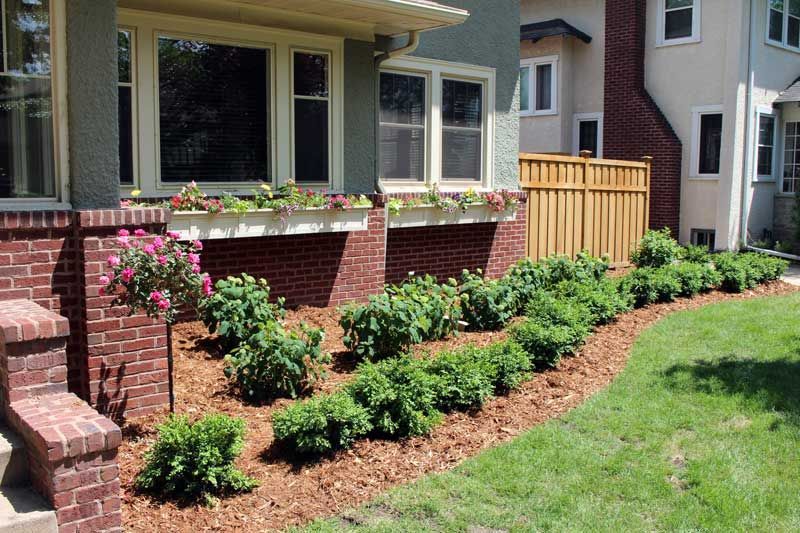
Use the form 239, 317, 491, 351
519, 67, 530, 112
441, 79, 482, 181
756, 115, 775, 177
535, 63, 552, 111
698, 113, 722, 175
379, 72, 425, 181
158, 37, 270, 183
578, 120, 599, 157
293, 52, 329, 183
691, 229, 716, 250
118, 30, 134, 185
0, 0, 55, 199
664, 0, 694, 40
784, 121, 800, 193
770, 2, 785, 42
789, 13, 800, 47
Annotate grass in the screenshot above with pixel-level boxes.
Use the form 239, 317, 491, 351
302, 293, 800, 532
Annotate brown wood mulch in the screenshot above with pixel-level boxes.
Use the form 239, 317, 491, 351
119, 281, 798, 532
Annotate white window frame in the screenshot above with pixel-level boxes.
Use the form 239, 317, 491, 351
519, 56, 558, 117
690, 105, 724, 180
753, 105, 778, 182
118, 26, 139, 192
0, 0, 70, 211
781, 119, 800, 194
656, 0, 702, 47
379, 56, 495, 193
766, 0, 800, 53
119, 9, 344, 198
572, 112, 604, 158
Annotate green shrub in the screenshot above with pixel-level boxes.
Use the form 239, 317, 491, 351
503, 258, 547, 311
668, 262, 721, 297
713, 252, 788, 293
135, 414, 257, 503
459, 269, 518, 331
523, 290, 595, 329
469, 341, 531, 393
225, 321, 328, 401
346, 356, 442, 438
618, 267, 682, 307
553, 279, 632, 325
630, 228, 682, 268
540, 251, 609, 285
340, 275, 462, 361
681, 244, 711, 264
201, 274, 286, 352
425, 350, 494, 412
271, 392, 372, 455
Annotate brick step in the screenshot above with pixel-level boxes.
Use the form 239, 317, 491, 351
0, 427, 27, 488
0, 487, 57, 533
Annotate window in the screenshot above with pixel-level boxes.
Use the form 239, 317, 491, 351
379, 71, 426, 181
293, 51, 329, 184
783, 121, 800, 193
691, 228, 716, 250
0, 0, 56, 200
519, 56, 558, 116
755, 112, 777, 179
767, 0, 800, 50
691, 106, 723, 178
118, 29, 135, 186
573, 113, 603, 158
657, 0, 701, 46
378, 56, 495, 191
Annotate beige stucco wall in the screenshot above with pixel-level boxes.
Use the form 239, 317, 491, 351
519, 0, 604, 154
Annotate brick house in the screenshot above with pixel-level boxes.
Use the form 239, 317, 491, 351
0, 1, 521, 530
520, 0, 800, 250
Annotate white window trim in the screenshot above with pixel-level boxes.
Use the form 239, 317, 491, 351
0, 0, 70, 211
519, 56, 558, 117
572, 112, 604, 158
753, 105, 779, 183
656, 0, 702, 47
766, 0, 800, 53
690, 104, 723, 180
780, 119, 800, 194
119, 9, 344, 198
379, 55, 496, 193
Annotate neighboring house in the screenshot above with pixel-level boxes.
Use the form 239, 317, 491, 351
520, 0, 800, 250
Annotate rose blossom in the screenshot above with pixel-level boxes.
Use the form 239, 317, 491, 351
175, 249, 183, 259
134, 229, 147, 237
98, 275, 110, 286
157, 299, 171, 311
187, 253, 200, 265
193, 240, 203, 251
150, 291, 162, 302
107, 255, 121, 267
191, 264, 201, 274
116, 236, 130, 249
153, 237, 164, 250
143, 244, 156, 255
167, 231, 181, 240
202, 276, 214, 297
121, 268, 135, 283
157, 255, 168, 266
117, 229, 130, 237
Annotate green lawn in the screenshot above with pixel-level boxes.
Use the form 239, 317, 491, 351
304, 293, 800, 532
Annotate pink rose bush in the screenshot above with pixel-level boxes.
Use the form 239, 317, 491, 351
102, 229, 212, 323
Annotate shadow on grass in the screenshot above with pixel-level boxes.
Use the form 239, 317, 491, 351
663, 350, 800, 426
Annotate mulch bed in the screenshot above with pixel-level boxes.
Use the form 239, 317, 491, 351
119, 281, 798, 532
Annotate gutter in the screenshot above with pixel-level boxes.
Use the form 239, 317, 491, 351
745, 245, 800, 262
739, 0, 756, 248
374, 30, 420, 66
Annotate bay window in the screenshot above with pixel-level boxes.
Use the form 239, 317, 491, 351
768, 0, 800, 50
378, 56, 495, 190
118, 11, 342, 197
657, 0, 701, 46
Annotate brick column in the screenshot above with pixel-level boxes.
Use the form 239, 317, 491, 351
76, 209, 172, 420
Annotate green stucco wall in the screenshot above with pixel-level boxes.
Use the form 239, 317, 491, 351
66, 0, 120, 209
343, 39, 377, 194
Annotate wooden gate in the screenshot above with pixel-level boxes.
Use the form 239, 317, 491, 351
520, 152, 651, 266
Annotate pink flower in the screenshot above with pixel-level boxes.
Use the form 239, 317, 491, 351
191, 264, 201, 274
193, 240, 203, 251
150, 291, 162, 302
118, 229, 130, 237
167, 231, 181, 240
202, 276, 214, 297
175, 249, 183, 259
143, 244, 156, 255
121, 268, 135, 283
157, 299, 171, 311
120, 200, 131, 208
134, 229, 147, 237
153, 237, 164, 250
157, 255, 168, 266
117, 236, 130, 249
107, 255, 121, 267
187, 253, 200, 265
98, 275, 110, 286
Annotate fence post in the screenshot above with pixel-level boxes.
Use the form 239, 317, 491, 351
580, 150, 592, 253
642, 156, 653, 231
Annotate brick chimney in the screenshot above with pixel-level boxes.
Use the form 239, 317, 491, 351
603, 0, 682, 234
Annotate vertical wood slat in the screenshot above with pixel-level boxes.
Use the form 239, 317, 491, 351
519, 153, 652, 266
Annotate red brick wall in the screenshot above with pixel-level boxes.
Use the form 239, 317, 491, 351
604, 0, 682, 235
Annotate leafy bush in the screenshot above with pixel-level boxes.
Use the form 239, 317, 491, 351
713, 252, 789, 293
462, 341, 531, 393
553, 279, 632, 325
271, 392, 372, 455
619, 267, 682, 307
503, 258, 547, 310
425, 350, 494, 412
225, 321, 328, 401
668, 262, 721, 296
135, 414, 257, 503
340, 275, 461, 361
346, 356, 442, 438
201, 274, 286, 352
540, 251, 609, 285
681, 244, 711, 264
630, 228, 682, 268
459, 269, 518, 331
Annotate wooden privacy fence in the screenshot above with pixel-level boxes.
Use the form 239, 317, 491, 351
520, 152, 652, 266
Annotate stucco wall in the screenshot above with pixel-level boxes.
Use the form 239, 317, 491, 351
409, 0, 521, 190
343, 39, 376, 193
66, 0, 120, 209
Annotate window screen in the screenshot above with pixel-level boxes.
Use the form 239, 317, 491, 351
379, 72, 425, 181
519, 67, 530, 112
441, 79, 482, 181
535, 63, 552, 111
293, 51, 329, 183
664, 0, 694, 40
784, 122, 800, 193
756, 115, 775, 177
698, 113, 722, 175
118, 29, 134, 185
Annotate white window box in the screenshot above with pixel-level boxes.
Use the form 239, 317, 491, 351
387, 204, 517, 229
168, 207, 370, 241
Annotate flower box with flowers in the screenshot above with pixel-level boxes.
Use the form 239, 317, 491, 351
386, 188, 518, 229
156, 182, 372, 241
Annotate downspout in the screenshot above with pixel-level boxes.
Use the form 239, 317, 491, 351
374, 30, 421, 67
739, 0, 756, 248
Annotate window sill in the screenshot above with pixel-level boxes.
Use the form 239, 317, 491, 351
753, 177, 777, 184
0, 201, 72, 212
387, 203, 517, 229
655, 36, 702, 48
168, 206, 370, 240
521, 110, 558, 117
688, 175, 720, 181
765, 39, 800, 54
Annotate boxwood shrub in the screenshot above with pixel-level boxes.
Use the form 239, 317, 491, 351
669, 262, 722, 296
618, 266, 683, 307
553, 278, 633, 325
630, 228, 682, 268
713, 252, 788, 293
425, 349, 494, 412
470, 340, 531, 393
